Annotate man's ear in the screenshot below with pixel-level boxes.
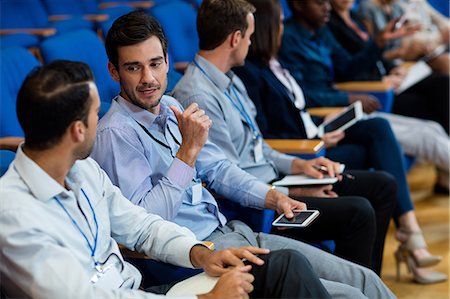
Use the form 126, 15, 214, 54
108, 61, 120, 82
70, 121, 86, 143
230, 30, 242, 49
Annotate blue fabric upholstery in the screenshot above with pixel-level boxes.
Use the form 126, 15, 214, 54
40, 29, 120, 117
428, 0, 449, 17
0, 34, 40, 49
0, 0, 49, 47
150, 0, 198, 64
280, 0, 292, 20
0, 47, 41, 138
0, 150, 16, 177
167, 68, 183, 94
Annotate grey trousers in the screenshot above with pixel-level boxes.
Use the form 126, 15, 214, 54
206, 221, 396, 299
372, 112, 449, 173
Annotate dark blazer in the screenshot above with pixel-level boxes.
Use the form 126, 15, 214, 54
327, 10, 393, 80
233, 59, 309, 139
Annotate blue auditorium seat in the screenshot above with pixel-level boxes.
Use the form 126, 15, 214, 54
150, 0, 198, 69
0, 47, 41, 138
0, 47, 40, 176
0, 150, 16, 177
40, 29, 120, 117
428, 0, 449, 17
0, 0, 51, 48
280, 0, 292, 19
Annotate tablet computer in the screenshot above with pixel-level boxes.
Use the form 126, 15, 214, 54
272, 210, 320, 227
317, 101, 363, 137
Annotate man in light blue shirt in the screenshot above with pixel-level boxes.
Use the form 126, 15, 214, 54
91, 9, 396, 298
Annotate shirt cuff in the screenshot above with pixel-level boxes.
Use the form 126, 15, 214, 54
274, 186, 289, 196
248, 182, 272, 209
166, 158, 195, 189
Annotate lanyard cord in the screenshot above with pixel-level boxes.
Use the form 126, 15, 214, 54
54, 188, 99, 263
193, 60, 260, 139
136, 120, 181, 158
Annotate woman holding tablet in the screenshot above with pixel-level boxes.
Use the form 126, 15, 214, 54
233, 0, 446, 284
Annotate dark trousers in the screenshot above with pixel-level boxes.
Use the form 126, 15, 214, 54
249, 249, 331, 298
146, 249, 331, 298
326, 117, 413, 218
393, 74, 449, 134
275, 170, 396, 275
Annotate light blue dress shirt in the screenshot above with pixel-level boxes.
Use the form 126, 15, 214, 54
173, 55, 295, 188
0, 145, 201, 299
91, 95, 270, 240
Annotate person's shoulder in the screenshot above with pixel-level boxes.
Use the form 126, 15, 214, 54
0, 172, 38, 213
97, 102, 136, 135
172, 66, 218, 106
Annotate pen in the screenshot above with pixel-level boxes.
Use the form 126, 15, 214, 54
313, 165, 355, 180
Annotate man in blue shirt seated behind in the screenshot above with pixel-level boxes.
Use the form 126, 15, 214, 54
90, 8, 395, 299
0, 60, 332, 299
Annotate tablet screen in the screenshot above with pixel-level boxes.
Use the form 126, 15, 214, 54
324, 107, 356, 133
276, 211, 316, 225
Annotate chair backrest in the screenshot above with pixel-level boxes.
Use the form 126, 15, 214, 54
39, 29, 120, 116
40, 0, 99, 15
0, 47, 41, 138
428, 0, 449, 17
150, 0, 198, 64
280, 0, 292, 20
0, 0, 49, 29
0, 150, 16, 177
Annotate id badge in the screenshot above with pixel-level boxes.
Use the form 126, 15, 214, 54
191, 183, 203, 205
254, 137, 264, 162
90, 264, 124, 290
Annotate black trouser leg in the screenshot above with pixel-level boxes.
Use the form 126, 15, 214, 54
274, 195, 376, 271
249, 249, 331, 299
332, 170, 397, 275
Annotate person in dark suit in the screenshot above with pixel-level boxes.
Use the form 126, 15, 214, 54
234, 0, 446, 284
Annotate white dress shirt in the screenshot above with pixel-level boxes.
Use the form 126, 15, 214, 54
0, 145, 202, 298
269, 58, 319, 139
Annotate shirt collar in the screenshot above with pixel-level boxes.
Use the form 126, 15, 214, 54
116, 95, 172, 129
13, 144, 82, 202
194, 55, 235, 93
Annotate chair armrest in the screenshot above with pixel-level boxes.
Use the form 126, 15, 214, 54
84, 14, 109, 22
49, 14, 109, 22
334, 81, 394, 112
334, 81, 392, 92
0, 28, 56, 37
265, 139, 324, 155
307, 107, 344, 118
48, 15, 72, 22
99, 1, 154, 9
0, 137, 24, 151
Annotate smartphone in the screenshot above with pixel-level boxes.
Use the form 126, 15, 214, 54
272, 210, 320, 227
317, 101, 363, 137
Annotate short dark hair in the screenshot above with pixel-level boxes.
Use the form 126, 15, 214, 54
247, 0, 281, 65
17, 60, 94, 150
105, 11, 168, 69
197, 0, 256, 50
